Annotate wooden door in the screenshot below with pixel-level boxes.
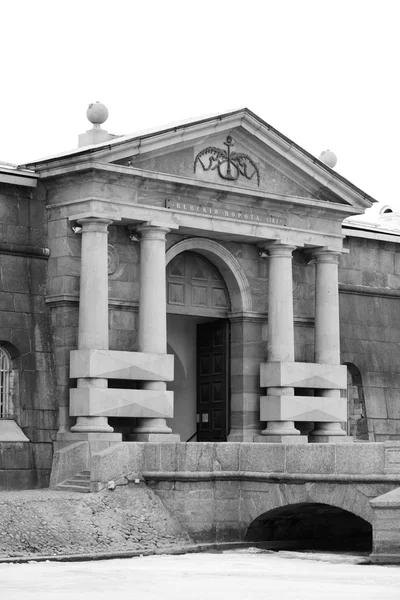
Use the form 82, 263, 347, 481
197, 320, 229, 441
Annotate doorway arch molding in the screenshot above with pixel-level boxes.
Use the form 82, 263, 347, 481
165, 238, 253, 313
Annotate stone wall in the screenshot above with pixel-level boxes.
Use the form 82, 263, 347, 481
0, 182, 57, 489
340, 235, 400, 441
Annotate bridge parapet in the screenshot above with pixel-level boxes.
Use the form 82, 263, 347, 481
90, 441, 400, 486
52, 440, 400, 562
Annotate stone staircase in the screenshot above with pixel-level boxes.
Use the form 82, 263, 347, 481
56, 470, 91, 493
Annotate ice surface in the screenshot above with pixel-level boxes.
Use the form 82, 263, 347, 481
1, 550, 400, 600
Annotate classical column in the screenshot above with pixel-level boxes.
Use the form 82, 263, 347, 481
71, 218, 113, 433
132, 225, 177, 438
309, 249, 347, 441
259, 244, 304, 440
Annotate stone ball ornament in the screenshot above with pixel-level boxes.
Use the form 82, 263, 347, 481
87, 101, 109, 125
319, 149, 337, 168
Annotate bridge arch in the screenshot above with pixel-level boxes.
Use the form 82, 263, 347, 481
245, 501, 372, 551
241, 482, 374, 530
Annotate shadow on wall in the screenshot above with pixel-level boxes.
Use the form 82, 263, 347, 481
245, 503, 372, 552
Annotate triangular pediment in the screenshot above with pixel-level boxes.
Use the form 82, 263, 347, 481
24, 109, 375, 213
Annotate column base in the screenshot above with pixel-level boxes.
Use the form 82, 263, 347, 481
127, 433, 181, 442
254, 435, 309, 444
309, 435, 353, 444
54, 431, 122, 452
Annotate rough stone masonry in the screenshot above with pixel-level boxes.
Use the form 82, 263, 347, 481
0, 486, 192, 559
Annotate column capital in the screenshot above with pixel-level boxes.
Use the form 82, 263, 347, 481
258, 243, 296, 258
312, 248, 342, 264
77, 218, 113, 234
130, 224, 171, 242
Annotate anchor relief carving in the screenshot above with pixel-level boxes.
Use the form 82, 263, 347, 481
194, 135, 260, 186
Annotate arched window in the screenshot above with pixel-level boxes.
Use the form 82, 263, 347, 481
0, 346, 12, 418
345, 363, 369, 440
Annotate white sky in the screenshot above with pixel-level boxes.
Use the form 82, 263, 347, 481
1, 0, 399, 208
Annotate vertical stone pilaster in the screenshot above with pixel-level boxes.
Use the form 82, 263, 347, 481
309, 249, 348, 442
257, 244, 306, 442
71, 218, 113, 434
131, 225, 179, 440
227, 312, 264, 442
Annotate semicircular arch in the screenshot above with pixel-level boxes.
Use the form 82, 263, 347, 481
165, 238, 253, 313
241, 482, 374, 529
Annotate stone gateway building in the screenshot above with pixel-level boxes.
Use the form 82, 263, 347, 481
1, 107, 400, 561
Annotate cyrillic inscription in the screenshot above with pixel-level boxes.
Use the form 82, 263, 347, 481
165, 199, 287, 226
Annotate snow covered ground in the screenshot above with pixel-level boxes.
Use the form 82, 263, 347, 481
1, 549, 400, 600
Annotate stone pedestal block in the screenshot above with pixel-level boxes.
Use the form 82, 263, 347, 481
260, 395, 347, 422
70, 388, 174, 418
70, 349, 174, 381
260, 361, 347, 389
253, 435, 308, 444
127, 433, 181, 442
309, 435, 353, 444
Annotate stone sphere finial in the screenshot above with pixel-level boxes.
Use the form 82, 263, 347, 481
319, 149, 337, 168
86, 101, 109, 126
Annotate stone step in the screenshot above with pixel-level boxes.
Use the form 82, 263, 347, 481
56, 483, 90, 493
63, 478, 90, 487
56, 471, 92, 493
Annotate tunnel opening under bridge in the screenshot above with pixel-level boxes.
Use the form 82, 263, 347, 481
245, 503, 372, 552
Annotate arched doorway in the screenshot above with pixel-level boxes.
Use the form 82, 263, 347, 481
166, 251, 231, 442
245, 503, 372, 552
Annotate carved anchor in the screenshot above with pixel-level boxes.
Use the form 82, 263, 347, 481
194, 135, 260, 186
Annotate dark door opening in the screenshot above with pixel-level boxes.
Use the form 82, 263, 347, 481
197, 320, 230, 442
245, 503, 372, 552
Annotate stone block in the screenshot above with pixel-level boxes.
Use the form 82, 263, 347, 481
239, 443, 285, 472
0, 255, 30, 293
70, 349, 174, 381
309, 435, 353, 444
177, 442, 214, 471
70, 388, 174, 418
215, 499, 240, 521
159, 442, 178, 471
49, 235, 80, 258
143, 443, 160, 471
254, 434, 308, 444
31, 443, 53, 469
109, 310, 136, 331
384, 442, 400, 473
260, 361, 347, 389
129, 433, 180, 442
260, 395, 347, 422
214, 443, 240, 471
0, 291, 15, 311
335, 442, 385, 474
6, 469, 37, 490
286, 444, 335, 473
214, 480, 240, 498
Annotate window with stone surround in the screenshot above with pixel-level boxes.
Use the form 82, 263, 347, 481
0, 346, 12, 418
